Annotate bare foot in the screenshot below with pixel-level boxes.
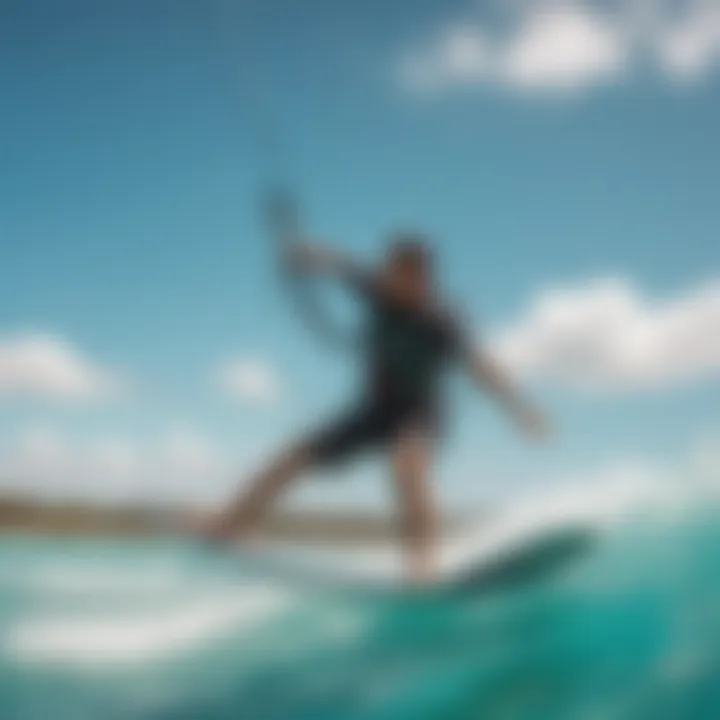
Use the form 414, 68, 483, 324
192, 511, 237, 546
405, 555, 436, 588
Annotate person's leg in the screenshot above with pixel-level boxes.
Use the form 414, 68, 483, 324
206, 443, 313, 542
205, 407, 372, 542
390, 426, 438, 584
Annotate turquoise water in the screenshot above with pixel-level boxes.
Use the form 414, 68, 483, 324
1, 511, 719, 720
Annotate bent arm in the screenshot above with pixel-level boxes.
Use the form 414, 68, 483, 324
264, 189, 371, 290
285, 242, 352, 275
285, 242, 375, 294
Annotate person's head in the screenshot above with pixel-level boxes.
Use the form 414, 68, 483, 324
381, 232, 435, 305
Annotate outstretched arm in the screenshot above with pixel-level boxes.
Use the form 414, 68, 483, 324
467, 349, 549, 439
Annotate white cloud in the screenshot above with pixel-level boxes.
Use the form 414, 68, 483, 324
501, 6, 627, 89
399, 24, 494, 90
216, 357, 280, 405
399, 0, 720, 94
0, 425, 230, 503
491, 276, 720, 391
0, 333, 124, 402
156, 425, 227, 481
654, 1, 720, 80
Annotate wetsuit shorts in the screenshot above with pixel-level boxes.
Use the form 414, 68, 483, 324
302, 401, 440, 466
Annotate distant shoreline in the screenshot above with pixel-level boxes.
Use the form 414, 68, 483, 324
0, 494, 466, 545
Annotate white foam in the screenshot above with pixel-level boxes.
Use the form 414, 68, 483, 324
6, 585, 293, 666
14, 563, 186, 595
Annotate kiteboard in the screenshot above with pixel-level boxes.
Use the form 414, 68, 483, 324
227, 497, 602, 596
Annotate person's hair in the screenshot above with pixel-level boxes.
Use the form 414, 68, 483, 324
387, 231, 434, 276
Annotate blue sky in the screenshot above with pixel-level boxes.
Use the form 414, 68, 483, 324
1, 0, 719, 509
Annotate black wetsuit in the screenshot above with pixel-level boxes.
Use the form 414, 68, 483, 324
305, 266, 471, 464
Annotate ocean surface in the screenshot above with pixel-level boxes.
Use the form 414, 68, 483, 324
1, 492, 719, 719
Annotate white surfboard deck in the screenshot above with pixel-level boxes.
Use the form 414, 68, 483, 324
232, 497, 603, 593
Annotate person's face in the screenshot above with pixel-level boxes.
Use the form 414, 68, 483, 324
384, 253, 430, 305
